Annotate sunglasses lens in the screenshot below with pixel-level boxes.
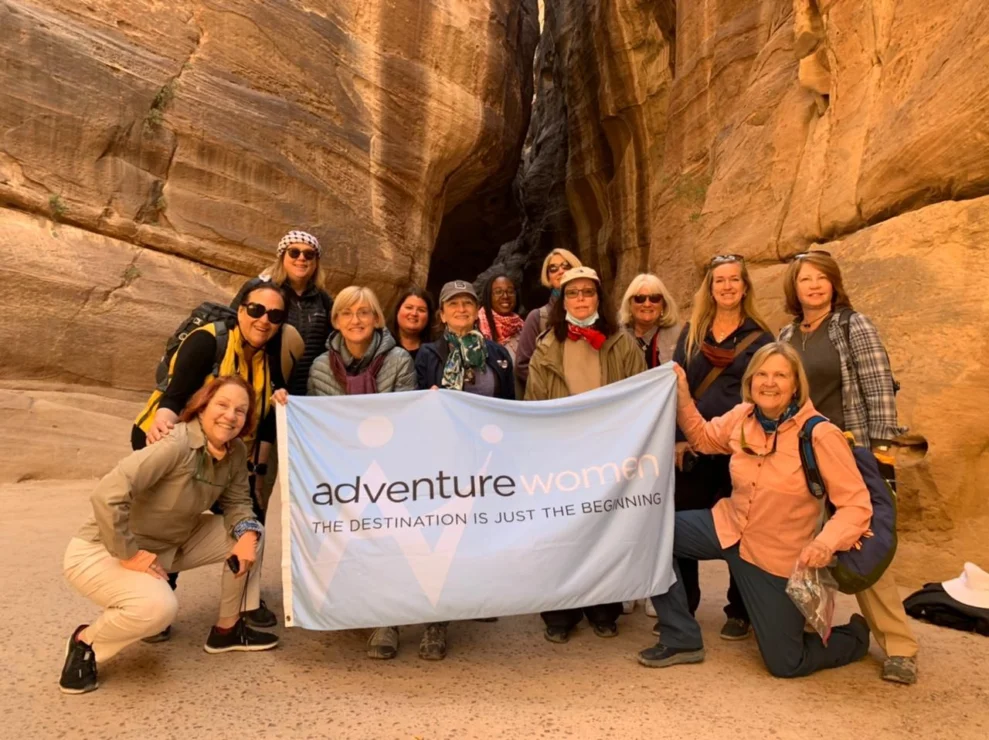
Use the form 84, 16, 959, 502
245, 303, 266, 319
267, 309, 286, 324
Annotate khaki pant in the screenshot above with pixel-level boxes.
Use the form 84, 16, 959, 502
855, 568, 919, 658
64, 514, 263, 663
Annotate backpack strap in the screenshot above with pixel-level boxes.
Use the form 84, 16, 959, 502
211, 322, 230, 378
693, 330, 763, 401
798, 415, 829, 500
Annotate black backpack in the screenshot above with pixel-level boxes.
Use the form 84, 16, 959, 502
154, 302, 237, 392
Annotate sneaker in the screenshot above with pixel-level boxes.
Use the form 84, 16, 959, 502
204, 618, 279, 654
644, 599, 657, 618
720, 617, 752, 641
593, 622, 618, 638
418, 623, 448, 661
141, 625, 172, 643
242, 599, 277, 628
367, 626, 399, 660
882, 656, 918, 685
637, 642, 705, 668
544, 625, 570, 644
622, 601, 636, 614
59, 625, 98, 694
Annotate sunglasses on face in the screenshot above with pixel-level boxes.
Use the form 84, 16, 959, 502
564, 288, 597, 299
709, 254, 744, 266
793, 249, 832, 260
632, 293, 663, 305
547, 262, 573, 275
287, 247, 318, 261
243, 302, 286, 324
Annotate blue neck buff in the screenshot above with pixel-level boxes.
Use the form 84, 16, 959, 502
754, 400, 801, 433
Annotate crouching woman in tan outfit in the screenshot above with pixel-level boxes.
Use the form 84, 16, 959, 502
59, 376, 279, 695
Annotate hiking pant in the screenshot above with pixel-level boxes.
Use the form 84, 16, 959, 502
856, 568, 919, 658
63, 514, 263, 663
541, 603, 623, 631
650, 510, 868, 678
673, 454, 748, 622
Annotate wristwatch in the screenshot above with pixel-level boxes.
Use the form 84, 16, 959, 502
248, 461, 269, 476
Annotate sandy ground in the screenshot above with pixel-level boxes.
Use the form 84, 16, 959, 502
4, 480, 987, 740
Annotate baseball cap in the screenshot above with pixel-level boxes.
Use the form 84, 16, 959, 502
439, 280, 478, 305
559, 266, 601, 288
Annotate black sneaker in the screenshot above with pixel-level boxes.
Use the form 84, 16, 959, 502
720, 617, 752, 641
637, 642, 705, 668
544, 626, 570, 644
204, 618, 279, 654
59, 625, 98, 694
242, 599, 277, 628
141, 625, 172, 643
592, 622, 618, 638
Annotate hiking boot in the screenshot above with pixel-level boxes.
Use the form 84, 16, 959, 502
644, 599, 657, 618
622, 601, 636, 614
637, 642, 705, 668
882, 656, 918, 685
204, 618, 279, 654
544, 626, 570, 644
593, 622, 619, 638
59, 625, 98, 695
419, 623, 448, 661
242, 599, 277, 628
141, 625, 172, 643
720, 617, 752, 641
367, 626, 399, 660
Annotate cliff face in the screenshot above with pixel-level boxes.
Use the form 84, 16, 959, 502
0, 0, 538, 388
522, 0, 989, 572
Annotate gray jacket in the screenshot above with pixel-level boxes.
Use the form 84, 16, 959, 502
308, 328, 416, 396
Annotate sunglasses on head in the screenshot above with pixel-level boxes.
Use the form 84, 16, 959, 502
793, 249, 832, 260
287, 247, 318, 261
243, 302, 286, 324
547, 262, 573, 275
709, 254, 745, 267
632, 293, 663, 304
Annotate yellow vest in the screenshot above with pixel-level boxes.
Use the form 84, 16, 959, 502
135, 323, 272, 451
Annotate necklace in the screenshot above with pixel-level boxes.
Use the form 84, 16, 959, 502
712, 318, 741, 343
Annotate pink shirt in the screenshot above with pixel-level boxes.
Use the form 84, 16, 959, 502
678, 400, 873, 578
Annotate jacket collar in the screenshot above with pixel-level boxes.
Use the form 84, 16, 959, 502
743, 400, 819, 434
185, 419, 207, 449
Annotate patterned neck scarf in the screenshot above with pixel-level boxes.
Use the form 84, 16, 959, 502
754, 400, 801, 433
442, 329, 488, 390
478, 310, 525, 344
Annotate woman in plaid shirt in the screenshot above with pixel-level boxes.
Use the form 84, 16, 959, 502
779, 250, 919, 685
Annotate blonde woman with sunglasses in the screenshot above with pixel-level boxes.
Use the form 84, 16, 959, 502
620, 273, 682, 369
665, 254, 773, 640
638, 342, 873, 678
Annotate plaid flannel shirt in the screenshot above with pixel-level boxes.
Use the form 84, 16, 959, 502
779, 311, 906, 447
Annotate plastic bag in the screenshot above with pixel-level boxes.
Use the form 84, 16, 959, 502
786, 563, 838, 644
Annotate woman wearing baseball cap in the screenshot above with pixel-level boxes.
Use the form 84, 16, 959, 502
525, 266, 647, 643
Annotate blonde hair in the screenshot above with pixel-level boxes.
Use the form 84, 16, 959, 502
685, 260, 771, 359
263, 250, 330, 294
741, 342, 810, 408
619, 273, 680, 328
331, 286, 385, 329
539, 248, 582, 288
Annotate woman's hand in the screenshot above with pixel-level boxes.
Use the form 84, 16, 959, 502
120, 550, 167, 580
797, 539, 835, 569
672, 362, 690, 400
272, 389, 289, 405
229, 532, 259, 578
146, 409, 179, 445
674, 441, 694, 471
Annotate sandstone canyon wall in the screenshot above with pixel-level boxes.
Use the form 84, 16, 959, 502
523, 0, 988, 574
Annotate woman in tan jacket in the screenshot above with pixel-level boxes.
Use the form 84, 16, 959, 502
59, 377, 279, 695
526, 266, 647, 642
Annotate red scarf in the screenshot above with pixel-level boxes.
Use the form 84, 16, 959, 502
567, 323, 607, 350
478, 310, 526, 344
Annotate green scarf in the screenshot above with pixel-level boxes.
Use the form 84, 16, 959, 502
442, 330, 488, 390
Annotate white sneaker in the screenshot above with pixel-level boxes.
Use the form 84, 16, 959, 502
644, 599, 656, 618
622, 601, 636, 614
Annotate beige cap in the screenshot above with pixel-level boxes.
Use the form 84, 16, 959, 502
559, 265, 601, 288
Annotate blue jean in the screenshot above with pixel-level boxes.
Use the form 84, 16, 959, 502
650, 509, 868, 678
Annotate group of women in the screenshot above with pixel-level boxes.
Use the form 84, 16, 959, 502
58, 232, 919, 696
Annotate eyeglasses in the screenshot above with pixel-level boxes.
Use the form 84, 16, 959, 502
632, 293, 663, 304
564, 288, 597, 299
793, 249, 832, 260
286, 247, 318, 261
739, 422, 779, 458
547, 262, 573, 275
709, 254, 744, 266
339, 308, 375, 322
243, 303, 286, 324
492, 289, 517, 299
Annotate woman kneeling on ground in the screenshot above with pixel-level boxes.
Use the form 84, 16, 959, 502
60, 377, 278, 695
526, 266, 647, 643
638, 342, 874, 678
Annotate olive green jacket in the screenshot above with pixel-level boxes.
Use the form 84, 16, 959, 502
524, 330, 647, 400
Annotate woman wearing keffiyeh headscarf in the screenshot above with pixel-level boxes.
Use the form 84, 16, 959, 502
412, 279, 515, 661
524, 266, 647, 645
